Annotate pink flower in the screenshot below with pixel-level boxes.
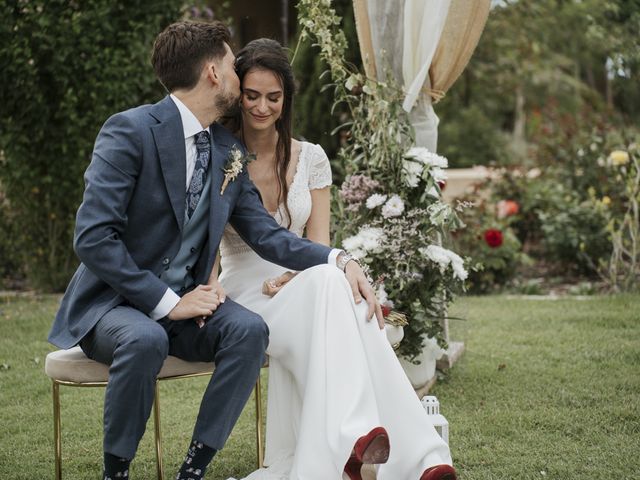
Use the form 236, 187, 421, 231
497, 200, 519, 219
339, 175, 380, 204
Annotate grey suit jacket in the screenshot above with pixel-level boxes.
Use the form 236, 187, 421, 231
49, 96, 332, 349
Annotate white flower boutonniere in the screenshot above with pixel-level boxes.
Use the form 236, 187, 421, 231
220, 145, 256, 195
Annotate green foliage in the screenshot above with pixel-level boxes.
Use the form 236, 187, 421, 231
438, 0, 640, 167
595, 143, 640, 291
538, 196, 611, 274
438, 104, 509, 167
291, 0, 360, 173
0, 0, 184, 291
0, 183, 23, 288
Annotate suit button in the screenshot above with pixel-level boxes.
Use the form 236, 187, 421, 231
186, 265, 191, 271
190, 247, 196, 253
162, 257, 170, 265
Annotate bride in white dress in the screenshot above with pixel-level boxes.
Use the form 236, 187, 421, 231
215, 39, 455, 480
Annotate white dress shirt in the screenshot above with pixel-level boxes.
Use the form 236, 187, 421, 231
149, 95, 342, 320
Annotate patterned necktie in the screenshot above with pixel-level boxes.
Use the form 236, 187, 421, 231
186, 130, 211, 219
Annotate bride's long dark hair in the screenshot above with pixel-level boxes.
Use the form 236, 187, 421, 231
231, 38, 295, 228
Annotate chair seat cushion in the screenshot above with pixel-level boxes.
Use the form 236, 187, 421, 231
45, 346, 214, 384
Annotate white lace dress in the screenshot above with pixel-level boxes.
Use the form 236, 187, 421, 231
219, 142, 452, 480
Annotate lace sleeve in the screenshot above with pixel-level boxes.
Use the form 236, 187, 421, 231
307, 144, 333, 190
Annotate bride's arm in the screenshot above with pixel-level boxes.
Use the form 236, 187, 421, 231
305, 186, 331, 246
207, 252, 226, 302
263, 186, 331, 297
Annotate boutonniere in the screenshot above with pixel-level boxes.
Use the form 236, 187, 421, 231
220, 145, 256, 195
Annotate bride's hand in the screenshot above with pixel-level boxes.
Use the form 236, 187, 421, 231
209, 279, 226, 304
344, 261, 384, 329
262, 271, 297, 297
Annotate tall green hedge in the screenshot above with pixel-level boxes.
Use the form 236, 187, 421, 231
0, 0, 183, 291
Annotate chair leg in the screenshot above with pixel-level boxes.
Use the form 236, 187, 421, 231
255, 374, 264, 469
52, 380, 62, 480
153, 381, 164, 480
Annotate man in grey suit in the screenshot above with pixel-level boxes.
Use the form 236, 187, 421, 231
48, 21, 381, 480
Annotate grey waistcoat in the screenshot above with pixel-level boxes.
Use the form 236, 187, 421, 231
161, 172, 212, 292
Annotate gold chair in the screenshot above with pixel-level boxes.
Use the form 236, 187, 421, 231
44, 347, 265, 480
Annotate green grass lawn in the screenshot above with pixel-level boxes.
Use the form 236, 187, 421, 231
0, 293, 638, 479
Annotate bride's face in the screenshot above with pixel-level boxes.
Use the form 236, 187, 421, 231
240, 68, 284, 132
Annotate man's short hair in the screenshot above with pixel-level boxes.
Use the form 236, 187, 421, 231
151, 21, 231, 92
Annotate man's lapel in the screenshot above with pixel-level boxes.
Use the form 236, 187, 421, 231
205, 123, 235, 267
150, 96, 187, 230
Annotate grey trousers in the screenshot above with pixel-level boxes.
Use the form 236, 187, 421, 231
80, 298, 269, 459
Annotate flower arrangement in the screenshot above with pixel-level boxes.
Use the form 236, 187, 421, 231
297, 0, 469, 360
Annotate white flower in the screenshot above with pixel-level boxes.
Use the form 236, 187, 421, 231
342, 227, 384, 259
402, 159, 423, 187
359, 227, 385, 253
405, 147, 448, 168
381, 195, 405, 218
420, 245, 468, 281
420, 245, 450, 270
366, 193, 387, 209
449, 252, 468, 281
430, 167, 448, 183
342, 234, 362, 252
376, 283, 388, 304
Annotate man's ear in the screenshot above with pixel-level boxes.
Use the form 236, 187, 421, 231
205, 61, 220, 87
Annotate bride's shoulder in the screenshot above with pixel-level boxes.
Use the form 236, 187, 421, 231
297, 141, 329, 164
297, 141, 332, 189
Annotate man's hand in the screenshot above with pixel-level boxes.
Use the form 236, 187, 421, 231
344, 261, 384, 329
167, 284, 222, 322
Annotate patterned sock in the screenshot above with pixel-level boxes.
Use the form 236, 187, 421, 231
176, 440, 217, 480
103, 452, 130, 480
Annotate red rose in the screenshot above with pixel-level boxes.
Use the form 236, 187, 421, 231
438, 180, 446, 191
484, 229, 504, 248
381, 304, 392, 317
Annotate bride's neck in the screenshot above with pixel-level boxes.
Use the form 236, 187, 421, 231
243, 126, 278, 159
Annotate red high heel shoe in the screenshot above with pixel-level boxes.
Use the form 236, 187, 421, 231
420, 464, 457, 480
343, 427, 390, 480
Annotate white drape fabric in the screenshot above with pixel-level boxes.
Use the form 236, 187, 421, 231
358, 0, 451, 152
355, 0, 491, 151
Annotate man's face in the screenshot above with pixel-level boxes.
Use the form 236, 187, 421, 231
213, 43, 241, 115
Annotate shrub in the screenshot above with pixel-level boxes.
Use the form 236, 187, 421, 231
538, 195, 610, 275
0, 180, 23, 288
453, 193, 529, 293
596, 143, 640, 291
0, 0, 183, 291
439, 104, 509, 168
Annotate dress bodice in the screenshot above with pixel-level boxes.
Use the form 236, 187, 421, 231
220, 141, 332, 257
